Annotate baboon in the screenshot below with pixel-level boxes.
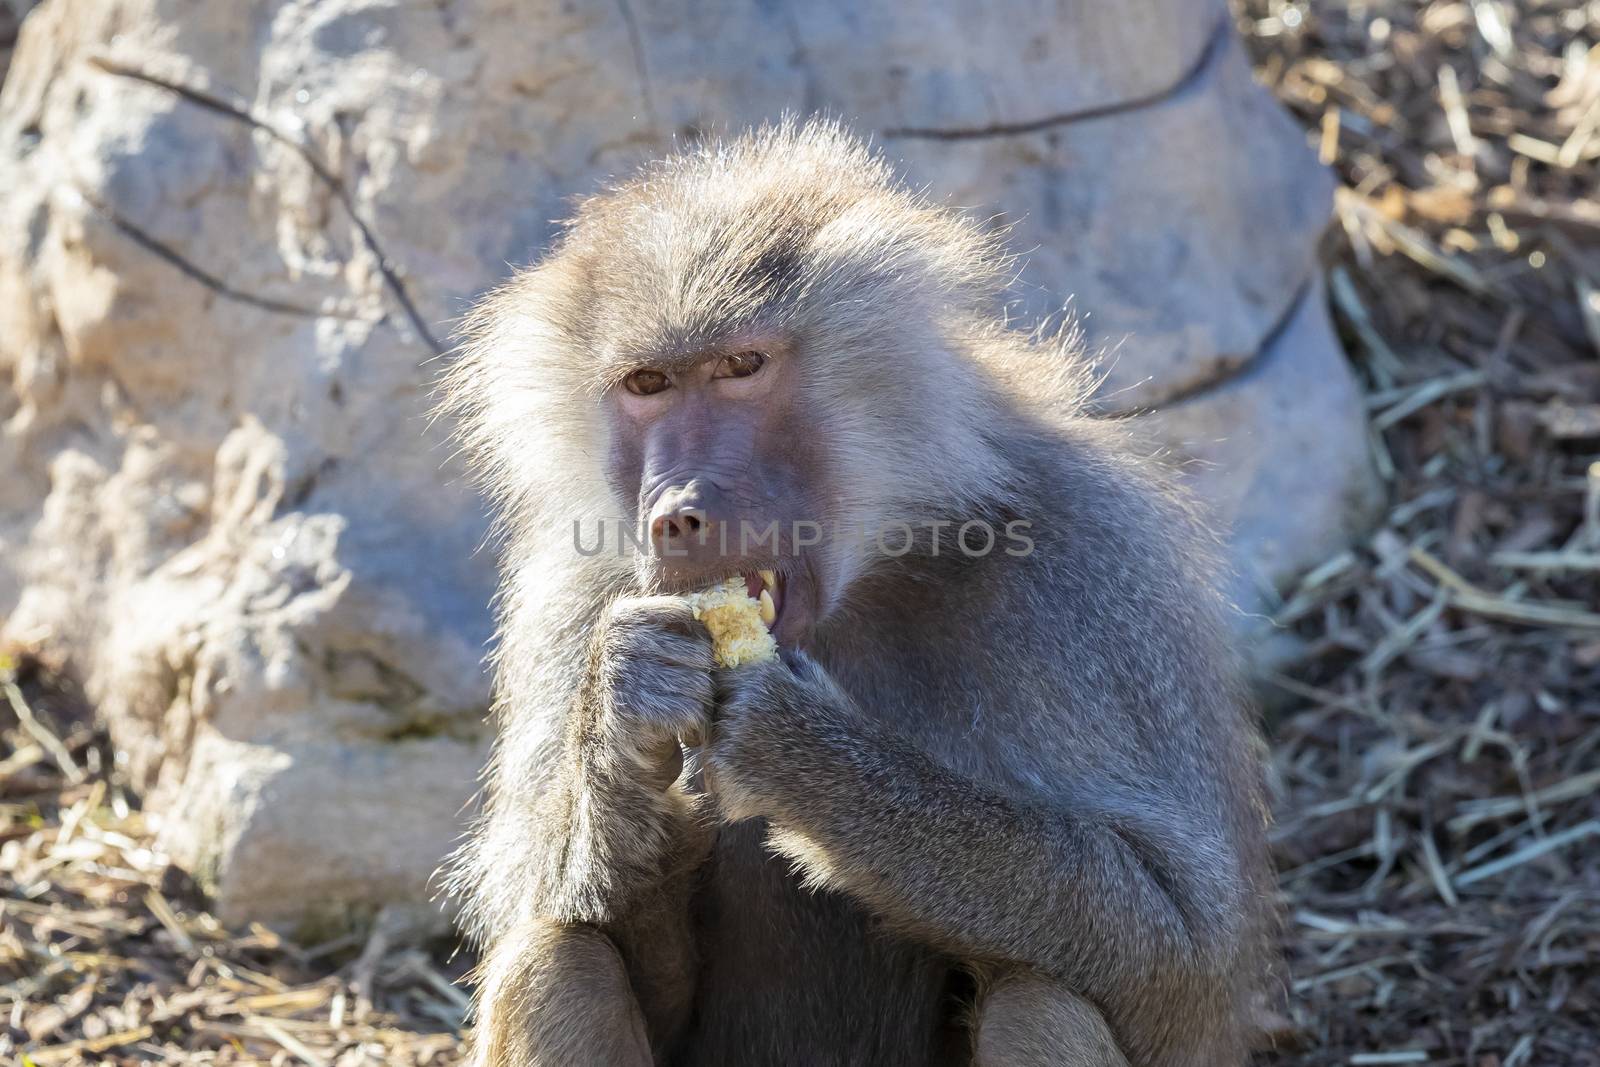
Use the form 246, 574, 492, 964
441, 120, 1275, 1067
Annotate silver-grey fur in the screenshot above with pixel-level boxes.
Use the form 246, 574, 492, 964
439, 119, 1275, 1066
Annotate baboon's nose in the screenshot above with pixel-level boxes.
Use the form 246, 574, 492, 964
647, 481, 725, 554
650, 507, 708, 544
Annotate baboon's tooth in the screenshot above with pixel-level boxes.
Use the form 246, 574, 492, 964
758, 588, 777, 625
759, 569, 777, 590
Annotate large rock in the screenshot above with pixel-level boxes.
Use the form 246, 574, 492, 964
0, 0, 1378, 925
0, 3, 35, 84
1142, 278, 1381, 614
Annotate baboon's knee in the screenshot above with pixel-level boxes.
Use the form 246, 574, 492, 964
472, 919, 652, 1067
973, 972, 1128, 1067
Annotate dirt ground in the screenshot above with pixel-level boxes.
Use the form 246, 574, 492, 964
3, 1, 1598, 1063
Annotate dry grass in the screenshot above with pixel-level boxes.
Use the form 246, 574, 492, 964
3, 1, 1599, 1063
1240, 1, 1600, 1063
0, 658, 469, 1064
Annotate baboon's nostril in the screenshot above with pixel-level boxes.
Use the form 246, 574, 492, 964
646, 485, 719, 553
651, 515, 681, 542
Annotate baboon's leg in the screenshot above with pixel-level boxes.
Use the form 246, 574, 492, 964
972, 972, 1129, 1067
471, 919, 653, 1067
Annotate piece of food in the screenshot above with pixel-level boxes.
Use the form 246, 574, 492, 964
687, 576, 778, 668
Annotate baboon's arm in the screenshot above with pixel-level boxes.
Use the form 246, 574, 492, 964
472, 707, 709, 1051
464, 597, 716, 1053
514, 718, 709, 925
705, 656, 1247, 1011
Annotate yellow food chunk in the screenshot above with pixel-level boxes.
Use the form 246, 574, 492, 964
687, 578, 778, 668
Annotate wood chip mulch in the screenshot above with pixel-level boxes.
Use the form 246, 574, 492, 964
0, 658, 469, 1063
1241, 2, 1600, 1064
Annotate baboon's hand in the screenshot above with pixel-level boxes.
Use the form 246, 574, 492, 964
704, 650, 851, 822
592, 595, 715, 789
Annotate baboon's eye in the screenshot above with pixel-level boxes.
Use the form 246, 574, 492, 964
714, 351, 768, 379
624, 369, 672, 396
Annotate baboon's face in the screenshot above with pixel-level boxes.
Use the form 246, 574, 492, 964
531, 134, 991, 646
606, 332, 826, 646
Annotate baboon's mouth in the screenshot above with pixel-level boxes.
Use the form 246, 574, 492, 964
741, 569, 783, 632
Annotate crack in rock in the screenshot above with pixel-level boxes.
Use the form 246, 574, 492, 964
612, 0, 658, 126
882, 13, 1231, 141
77, 187, 369, 321
1139, 274, 1316, 413
84, 52, 444, 354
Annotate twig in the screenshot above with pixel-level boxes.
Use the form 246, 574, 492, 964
145, 888, 198, 955
1437, 64, 1477, 159
1455, 822, 1600, 887
256, 1019, 332, 1067
1329, 265, 1407, 379
1488, 550, 1600, 573
1409, 547, 1600, 629
3, 680, 82, 783
1447, 769, 1600, 834
1417, 831, 1459, 908
1368, 371, 1487, 431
